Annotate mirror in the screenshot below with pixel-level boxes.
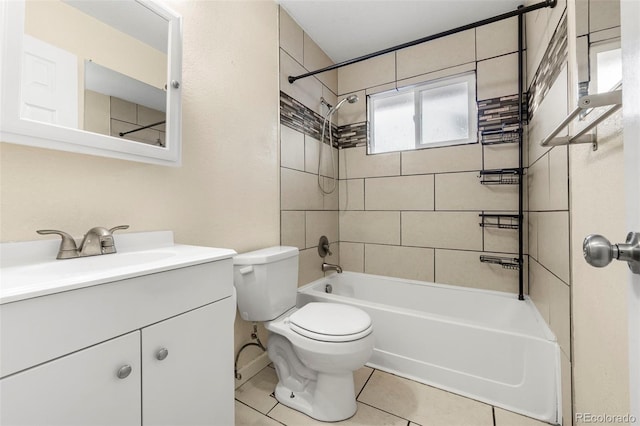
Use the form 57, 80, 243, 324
0, 0, 182, 166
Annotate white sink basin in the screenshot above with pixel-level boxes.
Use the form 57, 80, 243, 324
0, 231, 236, 304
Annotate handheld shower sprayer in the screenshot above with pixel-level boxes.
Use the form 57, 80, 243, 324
318, 94, 360, 195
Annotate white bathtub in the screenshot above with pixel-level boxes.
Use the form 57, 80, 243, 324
297, 272, 561, 424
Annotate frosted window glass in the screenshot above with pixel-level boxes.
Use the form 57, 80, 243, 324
596, 48, 621, 93
371, 91, 415, 153
420, 81, 469, 144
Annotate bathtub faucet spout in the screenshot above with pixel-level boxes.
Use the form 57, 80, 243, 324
322, 262, 343, 274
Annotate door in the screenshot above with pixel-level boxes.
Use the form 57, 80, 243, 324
621, 0, 640, 420
21, 34, 78, 127
141, 298, 235, 426
0, 331, 141, 426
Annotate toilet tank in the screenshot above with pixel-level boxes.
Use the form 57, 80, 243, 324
233, 246, 299, 321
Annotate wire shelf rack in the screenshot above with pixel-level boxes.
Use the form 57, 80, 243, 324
479, 255, 521, 270
479, 168, 521, 185
479, 213, 520, 229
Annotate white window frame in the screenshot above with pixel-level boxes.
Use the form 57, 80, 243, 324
368, 72, 478, 154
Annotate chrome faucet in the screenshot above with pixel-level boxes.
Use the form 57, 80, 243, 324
321, 262, 343, 274
37, 225, 129, 259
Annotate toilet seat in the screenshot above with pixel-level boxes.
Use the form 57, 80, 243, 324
288, 303, 372, 342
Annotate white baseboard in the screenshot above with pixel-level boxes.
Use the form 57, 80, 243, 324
234, 352, 271, 389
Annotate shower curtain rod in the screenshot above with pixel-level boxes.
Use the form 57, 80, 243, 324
287, 0, 556, 84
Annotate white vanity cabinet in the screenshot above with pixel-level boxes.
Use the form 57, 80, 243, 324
0, 331, 142, 426
142, 299, 235, 426
0, 236, 236, 426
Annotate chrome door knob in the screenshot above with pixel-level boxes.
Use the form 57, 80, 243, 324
116, 365, 132, 379
156, 348, 169, 361
583, 232, 640, 274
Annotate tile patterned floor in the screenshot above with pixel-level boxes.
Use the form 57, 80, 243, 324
235, 365, 551, 426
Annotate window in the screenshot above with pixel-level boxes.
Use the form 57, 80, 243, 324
368, 73, 477, 154
590, 41, 621, 94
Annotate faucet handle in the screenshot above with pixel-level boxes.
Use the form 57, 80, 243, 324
101, 225, 129, 254
109, 225, 130, 234
36, 229, 78, 259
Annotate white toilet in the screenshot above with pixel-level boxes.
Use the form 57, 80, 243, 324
233, 246, 374, 422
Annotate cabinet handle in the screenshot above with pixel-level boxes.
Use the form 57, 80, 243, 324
116, 365, 132, 379
156, 348, 169, 361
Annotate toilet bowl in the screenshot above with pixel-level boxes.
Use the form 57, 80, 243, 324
265, 303, 374, 421
232, 247, 374, 422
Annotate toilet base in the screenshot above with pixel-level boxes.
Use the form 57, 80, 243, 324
273, 372, 357, 422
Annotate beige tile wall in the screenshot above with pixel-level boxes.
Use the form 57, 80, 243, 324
336, 21, 524, 292
525, 7, 572, 423
279, 8, 340, 285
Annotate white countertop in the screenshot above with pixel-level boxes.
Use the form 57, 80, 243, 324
0, 231, 236, 304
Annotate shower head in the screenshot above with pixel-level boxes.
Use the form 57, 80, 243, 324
331, 95, 359, 113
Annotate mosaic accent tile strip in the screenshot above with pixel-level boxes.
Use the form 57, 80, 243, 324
337, 122, 368, 149
528, 15, 568, 120
280, 91, 338, 146
478, 94, 527, 144
281, 92, 528, 149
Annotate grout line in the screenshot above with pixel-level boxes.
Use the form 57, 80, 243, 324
492, 406, 497, 426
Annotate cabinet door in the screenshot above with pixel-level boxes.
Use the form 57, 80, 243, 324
142, 298, 235, 426
0, 331, 141, 426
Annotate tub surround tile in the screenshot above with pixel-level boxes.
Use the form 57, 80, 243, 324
398, 62, 476, 91
235, 367, 278, 415
303, 33, 337, 94
483, 225, 520, 255
280, 50, 324, 116
475, 17, 519, 60
435, 172, 518, 211
340, 211, 401, 245
477, 53, 519, 101
365, 175, 435, 211
435, 249, 520, 293
364, 244, 435, 282
477, 94, 526, 140
280, 125, 305, 171
281, 168, 323, 211
279, 8, 303, 65
321, 177, 339, 211
339, 242, 365, 273
339, 146, 400, 179
298, 247, 324, 286
338, 53, 396, 95
401, 143, 482, 175
305, 210, 339, 248
339, 179, 365, 211
536, 210, 570, 284
483, 142, 521, 171
528, 67, 568, 165
589, 0, 620, 33
396, 30, 475, 81
358, 370, 494, 426
402, 212, 482, 251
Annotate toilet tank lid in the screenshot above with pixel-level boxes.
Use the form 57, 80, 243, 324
233, 246, 299, 265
